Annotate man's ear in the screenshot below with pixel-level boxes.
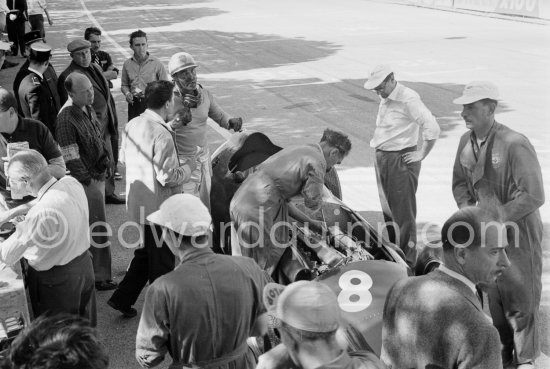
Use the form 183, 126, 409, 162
330, 147, 340, 159
454, 247, 467, 265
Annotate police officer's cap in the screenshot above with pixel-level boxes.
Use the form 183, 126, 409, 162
24, 31, 43, 45
67, 39, 91, 54
30, 43, 52, 63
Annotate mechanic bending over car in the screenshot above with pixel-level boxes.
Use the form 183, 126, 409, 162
230, 128, 352, 279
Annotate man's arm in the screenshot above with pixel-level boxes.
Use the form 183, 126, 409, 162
452, 139, 476, 208
0, 199, 37, 226
25, 83, 43, 122
402, 96, 440, 163
102, 53, 118, 80
205, 89, 231, 129
502, 138, 545, 222
47, 156, 66, 179
152, 133, 194, 187
120, 62, 133, 103
55, 115, 92, 185
136, 286, 169, 368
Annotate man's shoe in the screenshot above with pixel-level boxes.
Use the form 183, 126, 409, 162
105, 194, 125, 204
107, 299, 137, 318
95, 280, 118, 291
517, 363, 535, 369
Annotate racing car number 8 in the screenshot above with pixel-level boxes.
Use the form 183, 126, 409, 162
337, 270, 373, 313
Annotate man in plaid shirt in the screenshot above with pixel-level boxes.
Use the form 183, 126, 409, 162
56, 72, 117, 292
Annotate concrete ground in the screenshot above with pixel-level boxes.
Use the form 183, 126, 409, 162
1, 0, 548, 367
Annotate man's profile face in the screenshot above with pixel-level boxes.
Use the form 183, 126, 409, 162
70, 76, 94, 107
131, 37, 148, 59
461, 101, 492, 132
88, 34, 101, 52
72, 48, 91, 68
462, 223, 510, 284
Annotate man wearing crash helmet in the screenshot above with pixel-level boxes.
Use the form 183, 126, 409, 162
168, 51, 243, 209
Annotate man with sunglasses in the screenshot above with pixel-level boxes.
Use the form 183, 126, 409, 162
364, 64, 440, 268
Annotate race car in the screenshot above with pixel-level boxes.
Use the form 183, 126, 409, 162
210, 131, 425, 355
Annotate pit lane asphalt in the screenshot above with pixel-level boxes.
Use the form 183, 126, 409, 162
1, 0, 548, 367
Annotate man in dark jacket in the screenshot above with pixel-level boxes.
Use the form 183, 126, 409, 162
16, 42, 60, 134
452, 81, 545, 369
58, 39, 123, 205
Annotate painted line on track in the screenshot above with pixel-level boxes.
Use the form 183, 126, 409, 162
77, 0, 230, 139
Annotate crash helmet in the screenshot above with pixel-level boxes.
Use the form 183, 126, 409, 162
168, 52, 198, 76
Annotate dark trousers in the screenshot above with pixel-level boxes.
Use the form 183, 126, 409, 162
104, 131, 118, 197
82, 178, 112, 281
29, 14, 44, 38
27, 252, 97, 326
375, 146, 420, 267
109, 224, 175, 307
6, 19, 25, 56
128, 97, 146, 121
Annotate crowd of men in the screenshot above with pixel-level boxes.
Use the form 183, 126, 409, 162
0, 14, 545, 369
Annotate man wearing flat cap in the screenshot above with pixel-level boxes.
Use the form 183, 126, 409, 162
364, 65, 440, 268
58, 39, 123, 205
13, 30, 58, 115
135, 193, 270, 369
452, 81, 544, 369
17, 42, 60, 134
257, 281, 386, 369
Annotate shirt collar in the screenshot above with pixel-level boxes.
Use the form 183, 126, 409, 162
384, 82, 402, 102
142, 109, 171, 129
27, 67, 44, 80
132, 52, 150, 64
36, 177, 57, 201
439, 264, 477, 295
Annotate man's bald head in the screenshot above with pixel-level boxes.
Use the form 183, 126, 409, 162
65, 72, 94, 108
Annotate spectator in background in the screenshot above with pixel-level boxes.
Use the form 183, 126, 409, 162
85, 27, 118, 89
26, 0, 53, 40
121, 29, 168, 121
56, 72, 117, 292
0, 150, 96, 325
4, 314, 108, 369
0, 0, 7, 33
16, 42, 60, 135
0, 87, 65, 215
13, 30, 58, 112
6, 0, 26, 57
58, 39, 123, 205
0, 40, 11, 69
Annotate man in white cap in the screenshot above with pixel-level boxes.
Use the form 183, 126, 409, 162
257, 281, 386, 369
364, 65, 440, 268
381, 205, 509, 368
135, 193, 270, 369
452, 81, 544, 369
167, 51, 242, 209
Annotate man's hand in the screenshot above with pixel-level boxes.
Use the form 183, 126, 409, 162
170, 107, 192, 130
48, 19, 53, 26
402, 150, 424, 164
228, 117, 243, 132
182, 94, 199, 109
125, 92, 134, 104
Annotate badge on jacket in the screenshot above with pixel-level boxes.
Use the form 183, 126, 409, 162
31, 77, 41, 86
492, 152, 502, 169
